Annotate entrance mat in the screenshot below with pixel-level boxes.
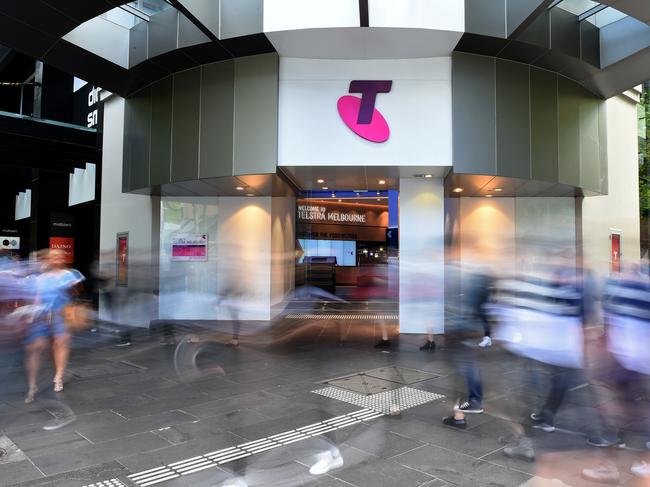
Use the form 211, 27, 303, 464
313, 386, 444, 414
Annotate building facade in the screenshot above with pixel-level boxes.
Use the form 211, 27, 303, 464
66, 1, 644, 333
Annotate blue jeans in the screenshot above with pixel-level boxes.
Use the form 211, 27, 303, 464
461, 359, 483, 405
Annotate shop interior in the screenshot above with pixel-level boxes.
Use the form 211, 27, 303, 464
295, 189, 398, 302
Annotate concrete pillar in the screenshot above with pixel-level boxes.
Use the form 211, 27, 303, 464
399, 178, 445, 334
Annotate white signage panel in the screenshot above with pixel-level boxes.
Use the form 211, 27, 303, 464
278, 57, 453, 167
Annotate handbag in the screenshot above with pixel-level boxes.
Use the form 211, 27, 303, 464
62, 302, 92, 332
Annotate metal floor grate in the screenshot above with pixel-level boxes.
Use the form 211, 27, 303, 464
285, 313, 398, 320
313, 386, 444, 414
126, 409, 383, 486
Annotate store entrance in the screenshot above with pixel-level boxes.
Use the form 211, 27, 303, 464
294, 190, 398, 305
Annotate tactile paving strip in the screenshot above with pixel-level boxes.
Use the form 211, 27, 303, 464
313, 386, 444, 414
285, 314, 398, 320
125, 409, 383, 486
82, 480, 126, 487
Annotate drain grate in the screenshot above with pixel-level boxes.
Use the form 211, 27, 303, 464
285, 314, 398, 320
313, 386, 444, 414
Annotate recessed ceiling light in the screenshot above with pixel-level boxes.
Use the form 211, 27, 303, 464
485, 194, 493, 198
338, 199, 342, 202
247, 193, 255, 197
317, 179, 324, 183
236, 186, 244, 191
376, 191, 380, 195
452, 188, 464, 193
424, 174, 433, 178
492, 188, 504, 192
378, 180, 386, 185
322, 186, 328, 190
377, 198, 381, 201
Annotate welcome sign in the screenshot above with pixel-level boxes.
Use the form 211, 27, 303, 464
297, 204, 367, 224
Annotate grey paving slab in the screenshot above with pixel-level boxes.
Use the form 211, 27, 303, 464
30, 432, 170, 476
0, 410, 56, 435
374, 416, 504, 459
8, 460, 130, 487
0, 460, 43, 486
182, 390, 286, 419
74, 409, 198, 443
11, 430, 90, 460
395, 444, 531, 487
342, 428, 424, 459
332, 460, 435, 487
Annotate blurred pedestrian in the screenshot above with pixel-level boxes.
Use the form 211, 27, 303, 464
24, 249, 84, 403
441, 257, 493, 428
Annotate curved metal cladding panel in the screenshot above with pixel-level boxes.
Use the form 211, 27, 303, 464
122, 52, 279, 193
452, 52, 607, 195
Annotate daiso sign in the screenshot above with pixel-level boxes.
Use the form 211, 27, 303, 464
337, 80, 392, 143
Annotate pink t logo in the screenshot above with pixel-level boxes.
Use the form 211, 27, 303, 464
337, 80, 392, 143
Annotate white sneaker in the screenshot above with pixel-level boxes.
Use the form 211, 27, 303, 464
582, 462, 620, 484
222, 478, 248, 487
309, 451, 344, 475
478, 336, 492, 348
631, 461, 650, 477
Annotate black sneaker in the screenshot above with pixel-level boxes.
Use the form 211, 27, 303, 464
374, 339, 391, 349
455, 401, 484, 414
587, 436, 626, 448
442, 416, 467, 429
419, 340, 436, 352
530, 412, 544, 422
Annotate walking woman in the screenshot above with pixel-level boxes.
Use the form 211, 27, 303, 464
24, 249, 84, 403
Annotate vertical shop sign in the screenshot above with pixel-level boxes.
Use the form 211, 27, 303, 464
611, 231, 621, 274
116, 232, 128, 286
50, 213, 74, 264
49, 237, 74, 263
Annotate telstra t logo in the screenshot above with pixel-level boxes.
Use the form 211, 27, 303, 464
337, 80, 392, 143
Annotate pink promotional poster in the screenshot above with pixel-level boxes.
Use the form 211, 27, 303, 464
171, 234, 208, 261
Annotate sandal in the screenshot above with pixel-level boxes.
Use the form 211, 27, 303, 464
24, 386, 38, 404
53, 378, 63, 393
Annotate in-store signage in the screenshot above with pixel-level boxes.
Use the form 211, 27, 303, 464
171, 234, 208, 261
298, 204, 366, 224
337, 80, 392, 143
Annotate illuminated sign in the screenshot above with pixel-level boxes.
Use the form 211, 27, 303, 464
297, 205, 366, 224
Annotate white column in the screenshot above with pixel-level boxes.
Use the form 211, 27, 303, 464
399, 178, 445, 334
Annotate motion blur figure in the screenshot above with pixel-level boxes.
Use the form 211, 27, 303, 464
0, 253, 33, 404
441, 252, 493, 428
581, 262, 650, 483
493, 249, 585, 461
24, 249, 84, 403
216, 282, 245, 347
